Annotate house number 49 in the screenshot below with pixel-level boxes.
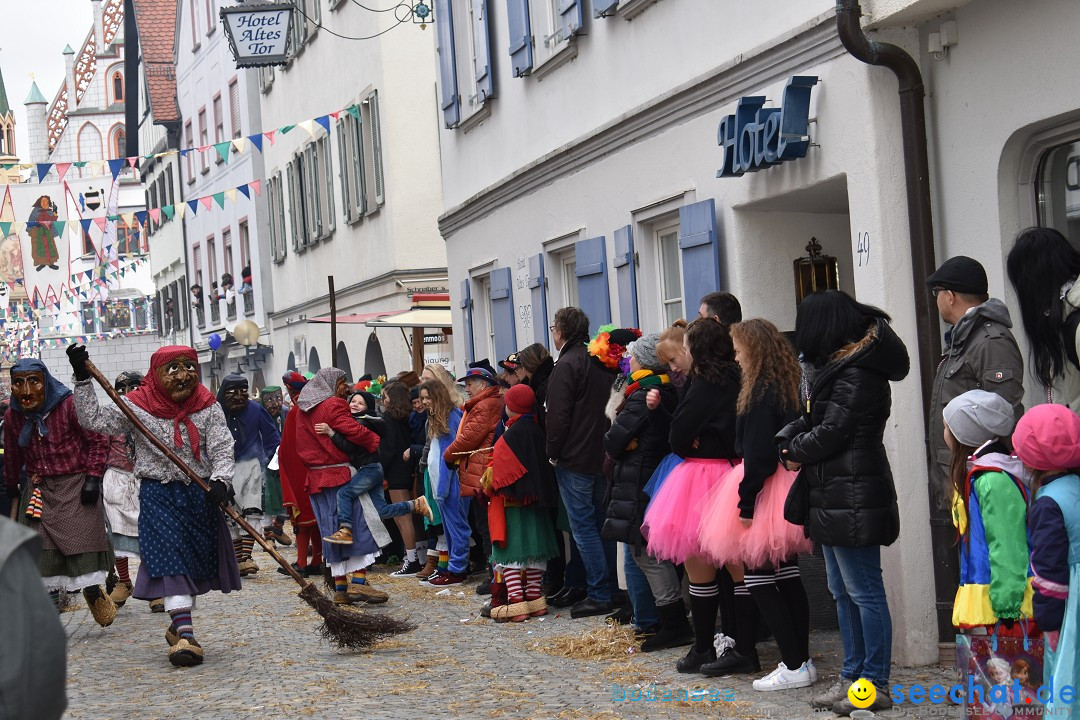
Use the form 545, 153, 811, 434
856, 232, 871, 267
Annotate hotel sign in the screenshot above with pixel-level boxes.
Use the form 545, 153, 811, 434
220, 3, 294, 68
717, 76, 818, 177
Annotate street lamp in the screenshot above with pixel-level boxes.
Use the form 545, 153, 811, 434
233, 319, 271, 372
220, 2, 295, 69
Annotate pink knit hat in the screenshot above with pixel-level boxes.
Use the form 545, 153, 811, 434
1012, 404, 1080, 471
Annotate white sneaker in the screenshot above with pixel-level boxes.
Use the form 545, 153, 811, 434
753, 661, 813, 691
806, 658, 818, 683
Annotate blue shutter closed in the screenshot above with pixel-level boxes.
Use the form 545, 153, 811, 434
678, 199, 721, 318
613, 225, 638, 328
575, 236, 612, 335
434, 0, 460, 128
506, 0, 534, 77
472, 0, 494, 102
459, 278, 475, 364
489, 267, 517, 361
559, 0, 583, 40
528, 253, 549, 345
593, 0, 619, 17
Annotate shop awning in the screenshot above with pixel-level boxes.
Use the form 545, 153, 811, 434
365, 293, 452, 330
308, 311, 395, 324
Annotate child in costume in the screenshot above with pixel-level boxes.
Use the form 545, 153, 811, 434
1013, 404, 1080, 717
486, 384, 559, 621
258, 385, 293, 546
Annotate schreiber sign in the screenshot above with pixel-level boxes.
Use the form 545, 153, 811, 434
716, 75, 818, 177
220, 3, 294, 68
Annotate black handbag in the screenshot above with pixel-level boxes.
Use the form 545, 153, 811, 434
783, 467, 809, 526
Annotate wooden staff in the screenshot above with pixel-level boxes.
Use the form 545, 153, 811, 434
84, 360, 414, 649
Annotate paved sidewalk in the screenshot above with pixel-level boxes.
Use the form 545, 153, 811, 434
62, 546, 958, 719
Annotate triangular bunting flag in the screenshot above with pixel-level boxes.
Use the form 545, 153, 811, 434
80, 219, 93, 233
214, 142, 231, 164
54, 221, 66, 236
187, 200, 199, 215
248, 133, 263, 153
180, 149, 190, 158
127, 156, 139, 169
73, 161, 87, 169
94, 217, 108, 231
134, 210, 148, 226
0, 222, 9, 236
212, 192, 226, 209
197, 145, 210, 154
161, 205, 175, 221
346, 104, 361, 120
330, 111, 341, 121
231, 138, 247, 154
314, 115, 331, 134
56, 162, 71, 183
297, 120, 316, 137
263, 130, 276, 145
200, 196, 213, 211
237, 184, 250, 199
107, 159, 125, 179
224, 188, 237, 204
249, 179, 262, 196
279, 124, 296, 135
35, 163, 53, 182
149, 208, 161, 223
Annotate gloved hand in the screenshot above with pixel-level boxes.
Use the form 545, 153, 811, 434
80, 475, 102, 505
206, 480, 233, 506
66, 344, 91, 381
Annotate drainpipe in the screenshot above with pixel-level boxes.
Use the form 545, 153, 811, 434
836, 0, 953, 645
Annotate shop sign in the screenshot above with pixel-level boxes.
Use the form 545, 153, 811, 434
716, 75, 818, 178
220, 3, 294, 68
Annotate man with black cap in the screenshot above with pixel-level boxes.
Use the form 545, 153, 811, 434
926, 255, 1024, 508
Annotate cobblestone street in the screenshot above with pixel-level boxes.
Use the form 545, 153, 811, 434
60, 545, 958, 720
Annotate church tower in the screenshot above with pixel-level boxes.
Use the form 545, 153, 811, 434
0, 62, 16, 162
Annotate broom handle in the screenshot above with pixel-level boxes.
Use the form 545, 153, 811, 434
84, 361, 310, 589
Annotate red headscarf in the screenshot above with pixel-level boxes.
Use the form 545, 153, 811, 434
125, 346, 217, 460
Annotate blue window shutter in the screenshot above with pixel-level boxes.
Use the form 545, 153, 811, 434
559, 0, 583, 40
434, 0, 460, 128
506, 0, 533, 77
459, 278, 475, 364
528, 253, 548, 345
472, 0, 494, 101
593, 0, 618, 17
613, 225, 638, 328
575, 236, 612, 335
678, 199, 721, 318
489, 267, 517, 361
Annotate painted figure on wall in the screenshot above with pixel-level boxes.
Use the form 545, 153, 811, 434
27, 196, 60, 271
0, 233, 24, 284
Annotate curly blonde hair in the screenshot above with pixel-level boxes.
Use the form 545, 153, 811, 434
420, 380, 455, 439
730, 319, 801, 415
423, 363, 465, 408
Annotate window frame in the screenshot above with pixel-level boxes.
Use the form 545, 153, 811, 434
184, 121, 195, 182
112, 71, 124, 103
228, 78, 241, 138
212, 93, 225, 159
655, 221, 683, 328
205, 0, 216, 34
197, 107, 209, 173
189, 0, 201, 50
268, 172, 288, 263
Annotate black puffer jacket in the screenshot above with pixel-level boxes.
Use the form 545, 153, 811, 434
775, 317, 910, 548
528, 357, 555, 431
601, 380, 678, 547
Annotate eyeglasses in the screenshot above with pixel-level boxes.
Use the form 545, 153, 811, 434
549, 325, 556, 332
930, 287, 947, 298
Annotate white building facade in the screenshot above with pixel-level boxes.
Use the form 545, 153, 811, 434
259, 1, 448, 382
175, 0, 274, 389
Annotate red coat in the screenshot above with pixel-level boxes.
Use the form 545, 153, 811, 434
279, 406, 315, 526
443, 385, 502, 498
295, 397, 379, 494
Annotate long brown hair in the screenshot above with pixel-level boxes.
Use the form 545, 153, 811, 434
381, 381, 412, 421
730, 319, 801, 415
421, 380, 455, 439
684, 317, 738, 384
948, 437, 979, 525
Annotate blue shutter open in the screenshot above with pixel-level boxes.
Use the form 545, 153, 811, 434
559, 0, 583, 40
459, 278, 475, 364
472, 0, 494, 102
506, 0, 534, 77
575, 235, 612, 335
489, 267, 517, 361
593, 0, 619, 17
528, 253, 548, 345
613, 225, 638, 328
678, 199, 721, 318
435, 0, 460, 128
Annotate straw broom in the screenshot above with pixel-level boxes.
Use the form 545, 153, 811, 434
84, 360, 415, 650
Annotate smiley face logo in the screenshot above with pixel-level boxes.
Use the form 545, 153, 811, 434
847, 678, 876, 709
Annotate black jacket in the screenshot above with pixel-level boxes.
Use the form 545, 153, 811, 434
378, 415, 413, 487
545, 339, 617, 475
667, 372, 739, 460
331, 415, 385, 470
528, 357, 555, 431
736, 385, 799, 519
775, 318, 910, 548
601, 380, 678, 547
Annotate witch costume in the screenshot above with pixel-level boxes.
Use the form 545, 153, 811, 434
3, 358, 114, 625
73, 345, 241, 667
258, 385, 291, 545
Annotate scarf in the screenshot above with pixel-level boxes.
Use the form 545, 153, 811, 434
125, 346, 217, 460
9, 358, 72, 448
624, 369, 669, 397
297, 368, 345, 412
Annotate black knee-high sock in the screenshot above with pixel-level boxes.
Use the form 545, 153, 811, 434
716, 568, 737, 638
747, 568, 806, 667
688, 580, 720, 653
775, 561, 811, 662
733, 581, 758, 656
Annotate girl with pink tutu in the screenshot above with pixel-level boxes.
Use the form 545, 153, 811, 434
698, 319, 814, 691
640, 318, 742, 675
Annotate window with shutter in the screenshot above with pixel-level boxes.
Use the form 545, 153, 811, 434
506, 0, 533, 77
470, 0, 494, 103
351, 110, 367, 217
593, 0, 618, 17
319, 134, 335, 233
213, 94, 224, 147
434, 0, 460, 128
489, 267, 517, 361
678, 199, 721, 318
613, 225, 639, 328
574, 236, 612, 335
336, 119, 352, 223
287, 160, 302, 251
184, 122, 194, 180
305, 144, 321, 241
198, 108, 208, 172
368, 91, 384, 206
528, 254, 548, 345
558, 0, 582, 41
228, 79, 241, 138
459, 279, 475, 364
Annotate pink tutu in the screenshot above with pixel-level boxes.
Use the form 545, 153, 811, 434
697, 462, 812, 569
641, 458, 741, 564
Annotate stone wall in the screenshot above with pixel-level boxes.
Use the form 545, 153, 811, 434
38, 333, 160, 396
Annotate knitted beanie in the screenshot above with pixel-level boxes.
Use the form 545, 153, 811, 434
628, 333, 664, 372
504, 384, 535, 415
942, 389, 1016, 448
1013, 403, 1080, 471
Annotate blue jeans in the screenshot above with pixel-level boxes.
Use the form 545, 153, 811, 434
823, 544, 892, 683
337, 463, 413, 526
555, 467, 615, 603
624, 546, 658, 630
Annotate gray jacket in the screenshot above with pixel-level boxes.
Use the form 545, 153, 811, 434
0, 517, 67, 720
928, 298, 1024, 508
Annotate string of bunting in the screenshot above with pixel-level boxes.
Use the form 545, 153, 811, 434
1, 104, 363, 184
0, 327, 157, 362
0, 255, 151, 313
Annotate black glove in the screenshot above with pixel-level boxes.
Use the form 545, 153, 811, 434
66, 344, 91, 381
80, 475, 102, 505
206, 480, 233, 506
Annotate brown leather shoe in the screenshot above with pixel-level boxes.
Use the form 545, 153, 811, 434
412, 496, 434, 522
323, 528, 354, 545
347, 583, 389, 604
415, 556, 439, 579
